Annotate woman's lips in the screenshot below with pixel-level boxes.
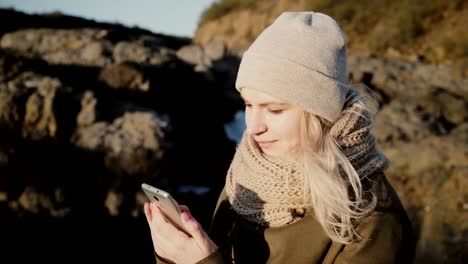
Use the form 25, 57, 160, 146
256, 140, 276, 149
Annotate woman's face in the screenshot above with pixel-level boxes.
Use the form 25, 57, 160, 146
241, 88, 303, 157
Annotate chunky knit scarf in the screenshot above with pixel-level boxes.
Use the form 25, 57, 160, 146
225, 89, 390, 227
224, 134, 311, 227
329, 89, 390, 179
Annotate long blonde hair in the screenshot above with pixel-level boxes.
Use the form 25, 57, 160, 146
300, 88, 378, 244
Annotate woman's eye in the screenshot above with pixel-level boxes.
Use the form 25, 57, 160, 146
268, 109, 283, 114
244, 103, 252, 108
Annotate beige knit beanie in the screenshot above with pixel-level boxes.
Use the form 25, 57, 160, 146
235, 11, 350, 123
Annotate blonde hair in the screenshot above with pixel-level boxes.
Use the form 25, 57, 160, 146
300, 88, 378, 244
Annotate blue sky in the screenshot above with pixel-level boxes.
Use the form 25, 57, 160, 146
0, 0, 218, 37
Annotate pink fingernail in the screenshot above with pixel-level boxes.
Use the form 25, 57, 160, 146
182, 211, 192, 222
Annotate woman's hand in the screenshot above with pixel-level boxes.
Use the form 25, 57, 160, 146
144, 202, 218, 264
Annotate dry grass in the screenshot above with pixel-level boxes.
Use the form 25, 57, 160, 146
198, 0, 468, 74
304, 0, 466, 53
199, 0, 256, 25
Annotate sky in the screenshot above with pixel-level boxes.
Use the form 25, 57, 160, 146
0, 0, 218, 38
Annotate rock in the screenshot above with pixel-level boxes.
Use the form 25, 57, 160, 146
1, 29, 112, 66
113, 41, 152, 64
176, 44, 204, 65
1, 72, 62, 140
204, 39, 226, 61
76, 90, 97, 127
98, 63, 150, 91
72, 111, 168, 175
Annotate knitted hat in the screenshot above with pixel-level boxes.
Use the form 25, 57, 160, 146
235, 12, 350, 123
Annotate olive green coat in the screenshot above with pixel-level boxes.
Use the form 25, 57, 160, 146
157, 173, 414, 263
198, 173, 414, 264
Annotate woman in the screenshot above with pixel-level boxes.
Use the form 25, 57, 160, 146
144, 11, 414, 264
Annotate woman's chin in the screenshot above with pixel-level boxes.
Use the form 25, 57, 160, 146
261, 148, 287, 157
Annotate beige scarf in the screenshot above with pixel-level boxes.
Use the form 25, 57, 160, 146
224, 90, 389, 228
224, 134, 311, 227
329, 89, 390, 179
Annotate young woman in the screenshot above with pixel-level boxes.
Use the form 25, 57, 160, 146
144, 11, 414, 264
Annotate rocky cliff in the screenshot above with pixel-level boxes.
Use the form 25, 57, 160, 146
195, 0, 468, 77
0, 8, 241, 263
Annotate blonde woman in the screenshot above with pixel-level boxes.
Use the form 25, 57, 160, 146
144, 11, 414, 264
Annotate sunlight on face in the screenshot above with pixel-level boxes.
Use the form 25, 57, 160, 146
241, 88, 303, 157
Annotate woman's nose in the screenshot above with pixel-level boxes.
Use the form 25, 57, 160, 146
246, 111, 267, 135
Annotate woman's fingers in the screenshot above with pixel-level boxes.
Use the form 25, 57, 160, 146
181, 211, 218, 254
181, 211, 209, 248
151, 203, 188, 239
151, 203, 169, 225
179, 205, 190, 213
145, 203, 217, 263
143, 202, 153, 224
145, 203, 168, 254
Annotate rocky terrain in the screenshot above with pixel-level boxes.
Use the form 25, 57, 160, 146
0, 8, 466, 264
0, 8, 241, 263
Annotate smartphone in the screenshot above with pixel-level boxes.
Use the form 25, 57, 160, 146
141, 183, 188, 234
